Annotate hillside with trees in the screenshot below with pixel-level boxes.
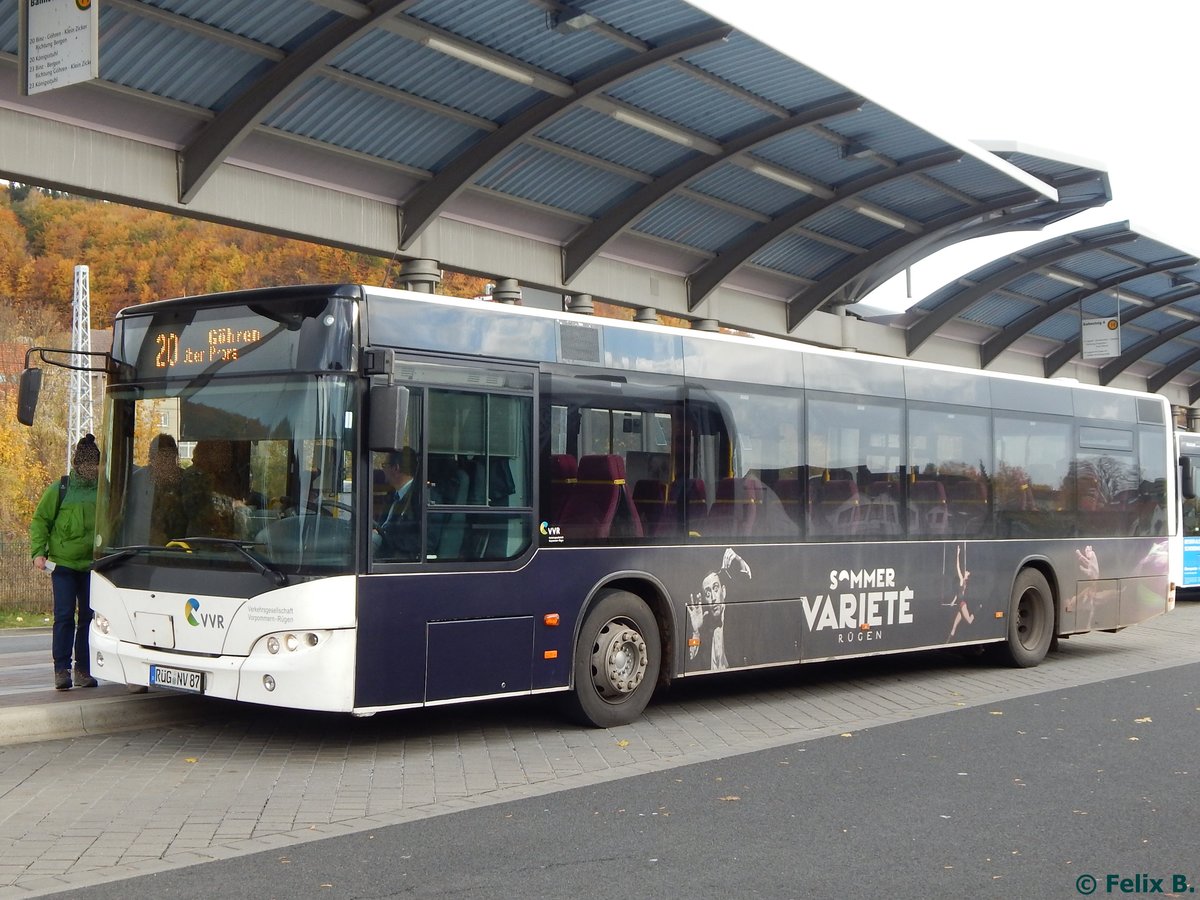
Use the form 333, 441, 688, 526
0, 186, 490, 613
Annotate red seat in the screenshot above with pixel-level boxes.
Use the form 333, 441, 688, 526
633, 479, 674, 536
946, 480, 988, 534
810, 478, 861, 535
705, 476, 764, 538
558, 454, 643, 539
546, 453, 578, 522
909, 479, 948, 535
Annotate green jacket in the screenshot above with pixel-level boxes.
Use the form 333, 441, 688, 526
29, 472, 98, 572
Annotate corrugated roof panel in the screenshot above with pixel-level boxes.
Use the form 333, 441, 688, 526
265, 77, 485, 172
1113, 271, 1180, 297
802, 206, 891, 249
1081, 294, 1141, 318
688, 164, 802, 217
605, 66, 767, 141
99, 6, 265, 110
1116, 331, 1156, 356
1169, 296, 1200, 318
749, 233, 847, 280
961, 294, 1035, 327
408, 0, 627, 81
753, 128, 854, 189
0, 5, 17, 54
1066, 252, 1135, 283
820, 105, 946, 168
538, 107, 696, 177
686, 31, 852, 112
143, 0, 333, 50
857, 178, 964, 225
930, 158, 1035, 203
581, 0, 718, 43
476, 144, 641, 217
632, 195, 757, 252
1032, 311, 1083, 342
1144, 340, 1200, 366
1128, 309, 1189, 332
333, 30, 534, 122
1006, 273, 1067, 303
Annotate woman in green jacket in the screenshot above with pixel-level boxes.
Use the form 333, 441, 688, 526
30, 434, 101, 690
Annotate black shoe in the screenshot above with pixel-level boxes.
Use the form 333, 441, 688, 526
73, 668, 98, 688
54, 670, 72, 691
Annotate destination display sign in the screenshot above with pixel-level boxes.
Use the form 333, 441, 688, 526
152, 325, 266, 370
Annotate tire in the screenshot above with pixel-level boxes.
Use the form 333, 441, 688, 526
1001, 568, 1055, 667
563, 590, 661, 728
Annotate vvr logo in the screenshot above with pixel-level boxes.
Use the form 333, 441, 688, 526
184, 598, 225, 629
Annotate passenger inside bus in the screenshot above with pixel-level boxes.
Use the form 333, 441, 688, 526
124, 433, 186, 544
375, 446, 420, 561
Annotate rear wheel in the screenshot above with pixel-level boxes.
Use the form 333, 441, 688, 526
564, 590, 661, 728
1001, 568, 1055, 667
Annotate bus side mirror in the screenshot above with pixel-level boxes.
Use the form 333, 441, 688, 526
16, 368, 42, 426
369, 383, 410, 451
1182, 457, 1196, 501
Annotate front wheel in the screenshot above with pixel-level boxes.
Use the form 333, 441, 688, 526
1001, 568, 1055, 667
563, 590, 661, 728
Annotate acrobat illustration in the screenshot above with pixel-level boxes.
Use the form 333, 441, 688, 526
1066, 544, 1100, 629
686, 547, 752, 670
945, 542, 973, 640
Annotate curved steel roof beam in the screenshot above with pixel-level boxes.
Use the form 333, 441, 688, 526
979, 257, 1198, 367
854, 197, 1109, 302
1042, 284, 1200, 376
561, 93, 863, 283
1149, 346, 1200, 394
1099, 318, 1200, 385
686, 150, 961, 312
398, 23, 733, 250
178, 0, 415, 204
904, 228, 1139, 355
786, 189, 1043, 329
849, 195, 1111, 303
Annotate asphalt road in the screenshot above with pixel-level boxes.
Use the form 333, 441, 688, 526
56, 659, 1200, 900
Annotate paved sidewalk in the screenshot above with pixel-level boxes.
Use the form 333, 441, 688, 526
0, 631, 207, 747
0, 605, 1197, 898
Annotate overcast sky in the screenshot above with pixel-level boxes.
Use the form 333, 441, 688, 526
693, 0, 1200, 310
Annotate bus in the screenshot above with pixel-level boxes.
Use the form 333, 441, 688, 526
18, 284, 1176, 727
1176, 431, 1200, 597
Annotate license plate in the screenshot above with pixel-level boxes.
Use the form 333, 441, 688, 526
149, 664, 205, 693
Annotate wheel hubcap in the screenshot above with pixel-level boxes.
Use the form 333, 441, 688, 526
591, 619, 648, 701
1016, 589, 1038, 648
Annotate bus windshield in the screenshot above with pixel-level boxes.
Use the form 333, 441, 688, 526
96, 374, 357, 576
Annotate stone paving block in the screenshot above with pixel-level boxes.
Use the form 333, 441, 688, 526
0, 607, 1197, 896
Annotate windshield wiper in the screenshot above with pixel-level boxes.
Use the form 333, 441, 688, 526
93, 538, 287, 586
92, 544, 186, 572
166, 537, 288, 586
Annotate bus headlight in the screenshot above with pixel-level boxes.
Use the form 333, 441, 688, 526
94, 613, 110, 635
260, 631, 324, 656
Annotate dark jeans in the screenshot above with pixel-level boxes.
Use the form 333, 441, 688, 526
51, 566, 92, 673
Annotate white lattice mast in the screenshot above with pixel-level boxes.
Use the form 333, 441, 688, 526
67, 264, 94, 471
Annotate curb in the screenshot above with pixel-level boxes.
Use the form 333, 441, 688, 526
0, 691, 207, 746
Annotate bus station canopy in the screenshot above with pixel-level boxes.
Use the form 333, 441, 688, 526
3, 0, 1199, 403
0, 2, 1096, 326
894, 221, 1200, 402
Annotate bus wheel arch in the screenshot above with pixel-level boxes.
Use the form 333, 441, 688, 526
1001, 565, 1056, 668
563, 583, 665, 728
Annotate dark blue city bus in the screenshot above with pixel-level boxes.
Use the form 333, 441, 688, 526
21, 284, 1176, 726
